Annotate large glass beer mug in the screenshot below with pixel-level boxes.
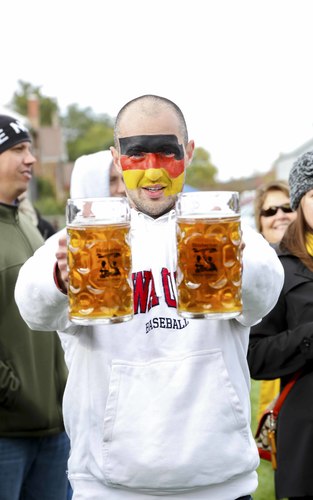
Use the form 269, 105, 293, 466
175, 191, 242, 319
66, 197, 133, 324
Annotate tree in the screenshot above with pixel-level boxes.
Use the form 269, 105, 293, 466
8, 82, 219, 181
62, 104, 114, 161
10, 82, 114, 161
11, 80, 59, 125
185, 147, 218, 188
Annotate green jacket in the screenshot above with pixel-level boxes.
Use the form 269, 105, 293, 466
0, 202, 67, 436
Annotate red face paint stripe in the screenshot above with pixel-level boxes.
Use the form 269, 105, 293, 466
120, 153, 184, 178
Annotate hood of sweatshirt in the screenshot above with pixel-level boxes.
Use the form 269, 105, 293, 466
70, 150, 112, 198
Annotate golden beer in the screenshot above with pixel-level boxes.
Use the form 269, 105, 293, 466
176, 216, 242, 319
67, 222, 133, 324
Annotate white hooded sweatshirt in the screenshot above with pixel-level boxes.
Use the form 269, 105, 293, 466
15, 208, 284, 500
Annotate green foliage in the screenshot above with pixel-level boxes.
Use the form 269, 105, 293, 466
67, 122, 114, 160
11, 82, 114, 161
185, 147, 218, 188
34, 177, 65, 215
40, 96, 59, 125
62, 103, 97, 139
11, 80, 59, 125
62, 103, 114, 161
36, 177, 55, 198
11, 81, 37, 116
34, 196, 66, 215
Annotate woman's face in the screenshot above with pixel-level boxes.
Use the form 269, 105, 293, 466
260, 190, 297, 244
301, 189, 313, 230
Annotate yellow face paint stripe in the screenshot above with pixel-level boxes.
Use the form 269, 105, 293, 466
163, 172, 185, 196
123, 170, 185, 196
123, 170, 144, 190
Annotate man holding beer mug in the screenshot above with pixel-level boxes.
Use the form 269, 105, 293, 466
15, 95, 284, 500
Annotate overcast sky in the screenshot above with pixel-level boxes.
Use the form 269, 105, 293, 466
2, 0, 313, 180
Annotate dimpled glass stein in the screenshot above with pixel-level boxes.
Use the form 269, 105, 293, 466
175, 191, 243, 320
66, 197, 133, 324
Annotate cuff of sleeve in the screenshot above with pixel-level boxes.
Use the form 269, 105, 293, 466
53, 262, 68, 295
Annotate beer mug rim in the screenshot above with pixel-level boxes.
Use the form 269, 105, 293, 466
66, 197, 131, 226
176, 191, 240, 218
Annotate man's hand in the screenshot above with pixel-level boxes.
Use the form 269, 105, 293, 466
55, 232, 68, 293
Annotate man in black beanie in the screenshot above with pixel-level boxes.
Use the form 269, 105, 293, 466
0, 115, 57, 240
0, 115, 32, 153
0, 114, 71, 500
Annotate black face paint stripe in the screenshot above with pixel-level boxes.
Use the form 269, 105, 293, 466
119, 135, 184, 160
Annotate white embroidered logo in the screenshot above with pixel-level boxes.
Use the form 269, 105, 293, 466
0, 129, 9, 146
0, 120, 28, 146
10, 121, 28, 134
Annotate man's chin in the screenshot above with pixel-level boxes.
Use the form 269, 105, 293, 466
135, 197, 176, 218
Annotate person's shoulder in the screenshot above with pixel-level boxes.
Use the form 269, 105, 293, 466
278, 247, 301, 267
271, 243, 298, 270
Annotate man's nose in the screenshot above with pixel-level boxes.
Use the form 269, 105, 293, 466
25, 150, 36, 164
145, 168, 163, 181
144, 152, 159, 170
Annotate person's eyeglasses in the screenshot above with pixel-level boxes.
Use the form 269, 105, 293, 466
260, 203, 293, 217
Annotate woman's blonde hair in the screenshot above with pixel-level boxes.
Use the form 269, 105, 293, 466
281, 205, 313, 272
254, 180, 290, 233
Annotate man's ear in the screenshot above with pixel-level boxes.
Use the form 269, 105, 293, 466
185, 140, 195, 167
110, 146, 123, 174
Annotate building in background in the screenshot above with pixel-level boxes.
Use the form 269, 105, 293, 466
26, 96, 70, 201
272, 137, 313, 181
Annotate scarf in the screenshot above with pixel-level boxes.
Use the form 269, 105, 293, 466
305, 232, 313, 257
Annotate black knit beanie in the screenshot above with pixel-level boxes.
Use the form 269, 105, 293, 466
0, 115, 31, 154
289, 150, 313, 210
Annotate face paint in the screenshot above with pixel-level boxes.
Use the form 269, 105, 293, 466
123, 168, 185, 195
119, 135, 185, 195
119, 134, 184, 160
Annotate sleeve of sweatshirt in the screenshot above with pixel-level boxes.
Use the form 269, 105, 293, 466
14, 229, 77, 334
236, 223, 284, 328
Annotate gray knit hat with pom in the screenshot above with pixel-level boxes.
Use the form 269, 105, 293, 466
289, 150, 313, 210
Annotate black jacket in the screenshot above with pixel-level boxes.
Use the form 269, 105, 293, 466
248, 246, 313, 499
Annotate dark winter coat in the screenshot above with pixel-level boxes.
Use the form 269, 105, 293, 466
0, 202, 67, 437
248, 245, 313, 499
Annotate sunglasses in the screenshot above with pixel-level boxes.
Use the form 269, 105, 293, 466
260, 203, 293, 217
